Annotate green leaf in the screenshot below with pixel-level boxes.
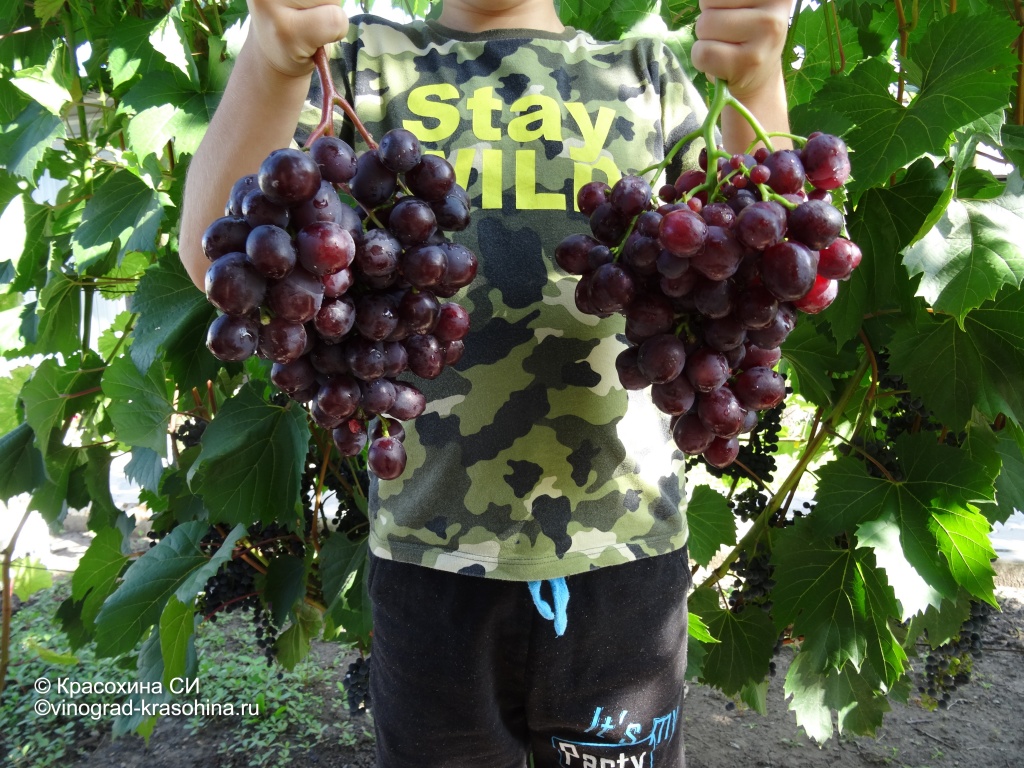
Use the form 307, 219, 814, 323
275, 601, 322, 670
72, 528, 129, 627
20, 355, 103, 459
684, 485, 736, 567
994, 423, 1024, 525
11, 556, 52, 600
71, 171, 164, 267
888, 287, 1024, 427
687, 611, 718, 644
829, 158, 947, 346
125, 446, 165, 491
781, 320, 859, 406
160, 595, 196, 686
0, 423, 46, 501
772, 528, 872, 673
129, 258, 214, 374
33, 0, 64, 23
699, 603, 777, 695
173, 523, 246, 603
0, 365, 33, 434
25, 638, 78, 665
108, 16, 162, 91
785, 4, 864, 107
907, 590, 973, 648
929, 504, 997, 608
97, 310, 136, 360
122, 72, 219, 161
1001, 123, 1024, 169
84, 446, 123, 531
320, 533, 366, 610
11, 43, 73, 116
259, 554, 307, 627
190, 384, 310, 527
95, 521, 215, 656
33, 269, 81, 356
30, 441, 84, 525
0, 104, 67, 183
102, 355, 173, 454
149, 6, 200, 85
857, 511, 946, 619
808, 14, 1019, 197
903, 172, 1024, 323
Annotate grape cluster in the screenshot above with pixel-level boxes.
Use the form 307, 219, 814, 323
174, 417, 207, 449
918, 601, 993, 710
343, 656, 372, 715
727, 547, 775, 614
202, 128, 478, 480
556, 134, 860, 470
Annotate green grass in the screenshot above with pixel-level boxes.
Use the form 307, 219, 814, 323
1, 576, 367, 768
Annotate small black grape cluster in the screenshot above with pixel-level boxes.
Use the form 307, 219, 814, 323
555, 133, 861, 471
201, 129, 479, 480
343, 656, 372, 716
874, 352, 963, 448
728, 547, 776, 614
837, 434, 905, 481
174, 417, 207, 449
918, 601, 993, 710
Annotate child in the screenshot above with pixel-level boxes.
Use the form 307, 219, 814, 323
180, 1, 791, 765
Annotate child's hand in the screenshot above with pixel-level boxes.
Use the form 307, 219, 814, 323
246, 0, 349, 78
691, 0, 791, 101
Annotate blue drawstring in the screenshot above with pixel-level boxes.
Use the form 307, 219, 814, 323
527, 577, 570, 636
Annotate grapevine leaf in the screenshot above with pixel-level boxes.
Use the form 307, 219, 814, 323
94, 521, 216, 656
32, 0, 64, 23
785, 4, 864, 107
24, 639, 78, 666
30, 442, 84, 526
71, 528, 129, 628
20, 355, 103, 459
259, 554, 307, 628
687, 611, 718, 644
275, 602, 322, 671
740, 678, 768, 715
111, 628, 172, 738
125, 447, 165, 492
856, 547, 909, 687
781, 320, 859, 406
11, 556, 52, 600
10, 45, 72, 116
107, 16, 161, 90
826, 662, 892, 737
683, 485, 735, 567
121, 72, 219, 161
1001, 124, 1024, 169
808, 15, 1018, 197
902, 172, 1024, 323
0, 365, 33, 433
994, 423, 1024, 524
907, 590, 973, 649
0, 103, 66, 182
928, 504, 997, 608
829, 158, 946, 346
0, 423, 45, 502
83, 446, 123, 531
888, 287, 1024, 427
784, 651, 833, 742
71, 171, 164, 267
320, 533, 367, 611
149, 6, 200, 85
102, 355, 173, 455
173, 523, 246, 604
33, 269, 81, 357
699, 604, 777, 696
189, 384, 310, 527
772, 528, 871, 673
159, 595, 196, 686
856, 511, 945, 620
130, 258, 215, 375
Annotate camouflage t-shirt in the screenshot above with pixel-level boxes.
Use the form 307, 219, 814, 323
300, 15, 708, 581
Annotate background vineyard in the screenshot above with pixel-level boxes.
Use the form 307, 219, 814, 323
1, 0, 1023, 758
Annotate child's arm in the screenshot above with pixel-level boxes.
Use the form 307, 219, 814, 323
690, 0, 792, 153
178, 0, 349, 290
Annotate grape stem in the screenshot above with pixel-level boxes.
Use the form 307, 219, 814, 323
307, 47, 378, 150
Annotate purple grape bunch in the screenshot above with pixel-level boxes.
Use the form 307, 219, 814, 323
203, 129, 477, 480
557, 133, 861, 470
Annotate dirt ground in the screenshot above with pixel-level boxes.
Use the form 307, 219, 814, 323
64, 587, 1024, 768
